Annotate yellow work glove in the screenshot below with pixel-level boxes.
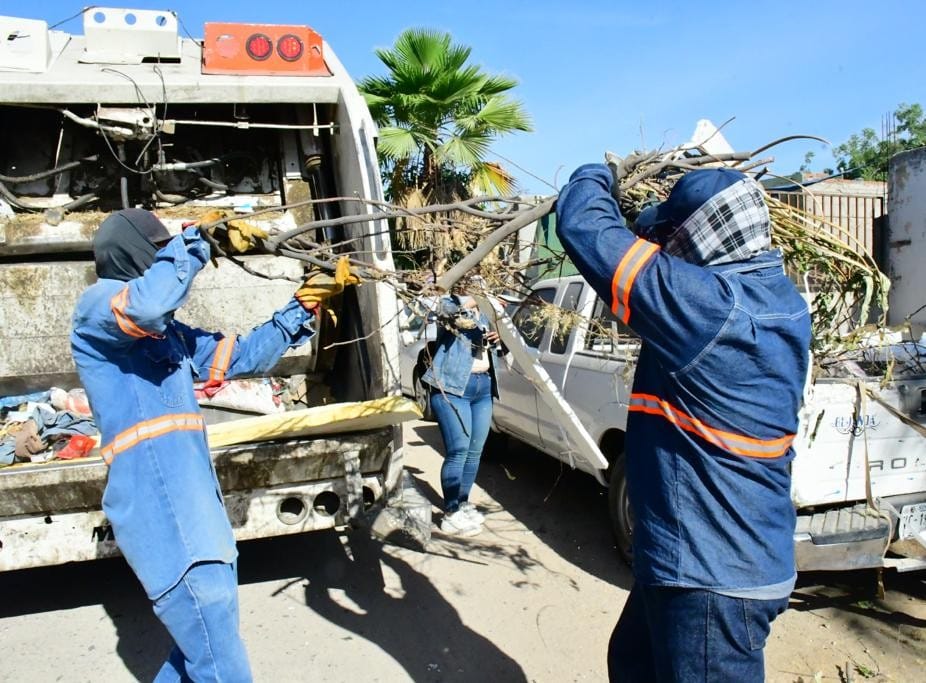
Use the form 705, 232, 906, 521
194, 210, 268, 254
295, 255, 361, 312
223, 219, 268, 253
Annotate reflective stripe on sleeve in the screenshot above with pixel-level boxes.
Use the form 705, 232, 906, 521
628, 393, 794, 458
110, 288, 157, 340
208, 336, 235, 384
101, 413, 206, 464
610, 239, 660, 323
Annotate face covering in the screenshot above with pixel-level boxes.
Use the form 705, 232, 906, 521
93, 209, 172, 281
632, 168, 771, 267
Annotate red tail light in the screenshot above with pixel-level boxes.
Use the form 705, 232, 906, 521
203, 23, 330, 76
245, 33, 272, 61
277, 34, 304, 62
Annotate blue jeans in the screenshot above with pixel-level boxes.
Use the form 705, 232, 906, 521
430, 372, 493, 513
608, 583, 788, 682
153, 561, 252, 682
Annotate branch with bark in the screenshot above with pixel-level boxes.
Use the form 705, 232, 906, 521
200, 132, 888, 357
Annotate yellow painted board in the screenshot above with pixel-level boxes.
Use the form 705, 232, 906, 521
206, 395, 423, 449
6, 397, 421, 468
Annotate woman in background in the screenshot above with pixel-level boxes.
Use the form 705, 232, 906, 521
421, 289, 503, 536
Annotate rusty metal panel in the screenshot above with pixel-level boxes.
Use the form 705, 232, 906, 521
0, 255, 312, 395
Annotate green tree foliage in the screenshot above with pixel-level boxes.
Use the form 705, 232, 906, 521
358, 29, 532, 203
834, 103, 926, 180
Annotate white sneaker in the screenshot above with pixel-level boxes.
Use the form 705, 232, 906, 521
440, 509, 482, 537
459, 501, 485, 525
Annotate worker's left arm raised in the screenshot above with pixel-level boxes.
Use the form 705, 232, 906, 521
555, 164, 734, 372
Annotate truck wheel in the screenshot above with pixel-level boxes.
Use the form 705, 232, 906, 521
608, 453, 633, 566
413, 367, 433, 421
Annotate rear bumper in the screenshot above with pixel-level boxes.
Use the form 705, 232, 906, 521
0, 428, 406, 572
794, 502, 926, 573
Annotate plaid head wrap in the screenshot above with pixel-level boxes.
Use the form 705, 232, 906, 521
634, 169, 771, 267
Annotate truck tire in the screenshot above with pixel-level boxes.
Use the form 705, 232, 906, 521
608, 452, 633, 565
413, 366, 434, 421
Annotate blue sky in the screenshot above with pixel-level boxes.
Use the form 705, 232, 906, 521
10, 1, 925, 194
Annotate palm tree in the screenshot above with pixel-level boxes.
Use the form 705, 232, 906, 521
358, 29, 532, 204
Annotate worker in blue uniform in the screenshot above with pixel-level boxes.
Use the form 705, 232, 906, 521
71, 209, 356, 682
556, 166, 811, 682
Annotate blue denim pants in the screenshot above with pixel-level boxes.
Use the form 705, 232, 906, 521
430, 372, 493, 513
153, 561, 252, 682
608, 583, 788, 682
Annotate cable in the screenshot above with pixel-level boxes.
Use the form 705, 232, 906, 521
171, 10, 203, 47
96, 68, 160, 175
48, 5, 101, 30
97, 125, 153, 176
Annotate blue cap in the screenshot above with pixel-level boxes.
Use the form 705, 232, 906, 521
634, 168, 747, 242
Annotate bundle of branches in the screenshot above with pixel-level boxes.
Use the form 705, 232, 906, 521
198, 194, 555, 311
199, 132, 890, 361
606, 137, 890, 356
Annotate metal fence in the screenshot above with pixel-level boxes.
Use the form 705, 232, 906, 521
769, 186, 885, 258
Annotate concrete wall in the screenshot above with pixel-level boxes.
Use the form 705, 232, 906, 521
887, 147, 926, 328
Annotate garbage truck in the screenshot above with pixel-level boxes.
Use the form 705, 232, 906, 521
0, 7, 427, 572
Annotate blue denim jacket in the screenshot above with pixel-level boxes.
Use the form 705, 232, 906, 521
556, 164, 811, 593
420, 295, 501, 398
71, 229, 314, 599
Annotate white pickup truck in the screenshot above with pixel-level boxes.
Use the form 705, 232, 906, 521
491, 274, 926, 573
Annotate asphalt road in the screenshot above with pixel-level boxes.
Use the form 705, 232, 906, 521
0, 421, 923, 681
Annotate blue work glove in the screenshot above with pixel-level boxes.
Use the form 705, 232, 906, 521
181, 226, 211, 267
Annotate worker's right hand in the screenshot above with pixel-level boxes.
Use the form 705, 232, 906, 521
182, 226, 211, 268
294, 255, 361, 312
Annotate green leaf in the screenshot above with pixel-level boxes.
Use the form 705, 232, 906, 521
376, 127, 420, 161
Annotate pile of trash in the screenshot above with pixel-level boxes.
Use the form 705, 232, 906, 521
0, 388, 98, 466
1, 377, 309, 468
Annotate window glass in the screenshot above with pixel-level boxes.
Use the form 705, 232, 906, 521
512, 287, 556, 348
550, 282, 584, 354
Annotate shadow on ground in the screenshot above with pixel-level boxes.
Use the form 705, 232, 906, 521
237, 529, 527, 681
791, 569, 926, 635
407, 421, 632, 591
0, 556, 169, 680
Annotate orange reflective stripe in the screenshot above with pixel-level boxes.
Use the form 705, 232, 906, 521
209, 336, 235, 383
110, 288, 155, 339
101, 413, 205, 464
610, 240, 645, 315
628, 393, 794, 458
619, 242, 659, 323
610, 239, 660, 323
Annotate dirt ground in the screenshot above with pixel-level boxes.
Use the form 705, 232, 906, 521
0, 419, 923, 682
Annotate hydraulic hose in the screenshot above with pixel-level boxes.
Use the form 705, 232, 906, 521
0, 179, 97, 213
0, 155, 100, 184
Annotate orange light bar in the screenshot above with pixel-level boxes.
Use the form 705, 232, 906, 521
202, 22, 330, 77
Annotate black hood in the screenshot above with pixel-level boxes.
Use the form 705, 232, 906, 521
93, 209, 172, 281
